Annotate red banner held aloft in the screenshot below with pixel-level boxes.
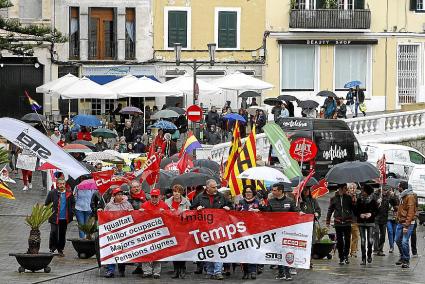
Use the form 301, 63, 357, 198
98, 210, 313, 268
92, 170, 130, 194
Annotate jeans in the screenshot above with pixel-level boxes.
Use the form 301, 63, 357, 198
106, 264, 125, 274
75, 210, 92, 239
374, 223, 386, 252
49, 220, 68, 252
142, 262, 161, 276
278, 265, 290, 276
387, 220, 397, 249
395, 223, 415, 262
359, 225, 374, 259
335, 226, 351, 261
242, 264, 257, 274
206, 262, 223, 276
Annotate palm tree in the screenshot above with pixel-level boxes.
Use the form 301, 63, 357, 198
0, 148, 9, 165
25, 203, 53, 254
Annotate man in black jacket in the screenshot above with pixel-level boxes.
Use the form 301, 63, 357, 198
205, 106, 220, 129
45, 177, 75, 257
191, 179, 231, 280
326, 184, 355, 265
264, 183, 298, 281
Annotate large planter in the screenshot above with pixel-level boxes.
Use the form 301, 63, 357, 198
67, 238, 96, 259
419, 212, 425, 225
9, 253, 54, 273
312, 241, 336, 260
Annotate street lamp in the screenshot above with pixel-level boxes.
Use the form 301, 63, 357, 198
173, 43, 216, 105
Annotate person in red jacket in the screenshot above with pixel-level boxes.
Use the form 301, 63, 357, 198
77, 126, 92, 141
139, 189, 169, 278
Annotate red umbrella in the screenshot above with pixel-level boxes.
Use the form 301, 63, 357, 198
37, 162, 59, 171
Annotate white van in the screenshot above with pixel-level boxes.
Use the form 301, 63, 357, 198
362, 143, 425, 179
408, 165, 425, 205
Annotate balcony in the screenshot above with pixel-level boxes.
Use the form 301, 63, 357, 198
289, 9, 371, 31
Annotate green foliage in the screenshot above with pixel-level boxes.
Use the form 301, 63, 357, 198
420, 204, 425, 211
324, 0, 338, 9
78, 217, 97, 240
0, 0, 13, 9
0, 148, 9, 165
25, 203, 53, 230
290, 0, 297, 9
315, 225, 329, 242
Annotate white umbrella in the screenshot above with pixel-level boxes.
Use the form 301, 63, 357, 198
246, 106, 266, 116
238, 166, 290, 182
118, 76, 182, 98
163, 74, 221, 96
211, 71, 274, 91
36, 73, 79, 94
151, 109, 179, 120
103, 74, 139, 93
56, 77, 118, 99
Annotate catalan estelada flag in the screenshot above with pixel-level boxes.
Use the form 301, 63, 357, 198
0, 182, 15, 200
229, 126, 259, 196
24, 90, 42, 111
179, 131, 202, 157
223, 121, 241, 181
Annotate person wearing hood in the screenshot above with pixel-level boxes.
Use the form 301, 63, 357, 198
165, 184, 191, 279
133, 135, 146, 153
395, 181, 418, 269
99, 187, 133, 278
355, 184, 378, 265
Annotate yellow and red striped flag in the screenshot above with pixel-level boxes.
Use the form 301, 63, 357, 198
223, 121, 242, 182
0, 182, 15, 200
229, 126, 259, 196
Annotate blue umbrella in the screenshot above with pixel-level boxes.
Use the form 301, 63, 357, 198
344, 81, 362, 88
149, 120, 177, 130
72, 114, 102, 127
223, 113, 246, 123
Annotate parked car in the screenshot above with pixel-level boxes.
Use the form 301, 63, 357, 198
271, 117, 366, 180
362, 143, 425, 179
408, 164, 425, 205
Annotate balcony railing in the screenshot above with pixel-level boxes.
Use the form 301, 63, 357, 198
290, 9, 371, 30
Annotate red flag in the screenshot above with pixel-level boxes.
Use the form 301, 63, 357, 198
139, 150, 161, 186
92, 170, 115, 195
311, 179, 329, 199
177, 152, 193, 174
377, 154, 386, 185
293, 169, 316, 205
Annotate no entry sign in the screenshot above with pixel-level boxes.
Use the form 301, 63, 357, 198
186, 105, 203, 122
289, 138, 318, 162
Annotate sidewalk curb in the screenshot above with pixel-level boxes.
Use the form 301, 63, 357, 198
31, 266, 98, 284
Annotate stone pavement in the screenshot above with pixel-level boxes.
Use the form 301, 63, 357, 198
0, 171, 424, 284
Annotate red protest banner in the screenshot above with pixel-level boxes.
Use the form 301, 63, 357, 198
92, 170, 130, 194
98, 210, 313, 268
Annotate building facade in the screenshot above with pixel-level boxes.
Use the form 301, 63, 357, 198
264, 0, 425, 111
152, 0, 265, 110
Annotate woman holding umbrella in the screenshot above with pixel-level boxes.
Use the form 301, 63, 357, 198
95, 136, 108, 152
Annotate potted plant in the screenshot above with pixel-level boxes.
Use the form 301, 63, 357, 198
312, 225, 336, 259
418, 204, 425, 225
9, 203, 55, 273
67, 217, 97, 259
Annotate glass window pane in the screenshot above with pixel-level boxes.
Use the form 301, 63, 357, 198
335, 45, 367, 89
409, 151, 425, 164
168, 11, 187, 48
281, 45, 315, 90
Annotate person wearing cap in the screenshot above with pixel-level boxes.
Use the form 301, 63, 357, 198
262, 182, 298, 281
99, 187, 133, 278
139, 188, 169, 279
50, 127, 61, 144
326, 183, 355, 266
395, 181, 418, 268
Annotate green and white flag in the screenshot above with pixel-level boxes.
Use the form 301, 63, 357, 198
264, 122, 302, 179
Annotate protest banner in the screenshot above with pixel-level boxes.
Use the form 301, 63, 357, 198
98, 210, 313, 269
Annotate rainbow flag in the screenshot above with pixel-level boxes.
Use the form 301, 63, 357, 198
25, 90, 42, 111
0, 182, 15, 200
179, 132, 202, 157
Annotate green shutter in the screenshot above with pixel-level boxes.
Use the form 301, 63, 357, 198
315, 0, 326, 9
354, 0, 365, 9
218, 11, 237, 48
410, 0, 417, 11
168, 11, 187, 48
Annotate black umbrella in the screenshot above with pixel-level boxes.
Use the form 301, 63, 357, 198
297, 100, 319, 109
21, 113, 47, 122
190, 167, 220, 183
141, 170, 178, 194
264, 98, 281, 106
160, 156, 180, 169
317, 90, 338, 98
325, 161, 380, 184
171, 172, 214, 187
290, 176, 319, 187
239, 91, 261, 98
277, 95, 298, 102
193, 159, 220, 174
168, 107, 186, 115
71, 140, 96, 150
386, 178, 406, 189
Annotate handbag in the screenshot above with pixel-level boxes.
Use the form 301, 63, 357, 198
359, 103, 367, 112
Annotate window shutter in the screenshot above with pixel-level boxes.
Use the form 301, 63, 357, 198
410, 0, 417, 11
218, 11, 237, 48
354, 0, 365, 9
168, 11, 187, 48
315, 0, 326, 9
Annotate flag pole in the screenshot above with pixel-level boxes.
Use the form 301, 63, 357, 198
296, 138, 306, 206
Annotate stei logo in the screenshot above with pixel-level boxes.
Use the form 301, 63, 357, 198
265, 252, 282, 260
285, 252, 295, 265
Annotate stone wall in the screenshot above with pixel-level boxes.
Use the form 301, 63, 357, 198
398, 139, 425, 155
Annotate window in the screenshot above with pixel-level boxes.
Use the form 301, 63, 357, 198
19, 0, 42, 19
88, 8, 116, 60
409, 151, 425, 164
215, 8, 240, 49
334, 45, 368, 90
281, 45, 315, 91
418, 0, 425, 10
69, 7, 80, 59
91, 99, 102, 115
165, 7, 191, 49
337, 0, 354, 10
125, 8, 136, 59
